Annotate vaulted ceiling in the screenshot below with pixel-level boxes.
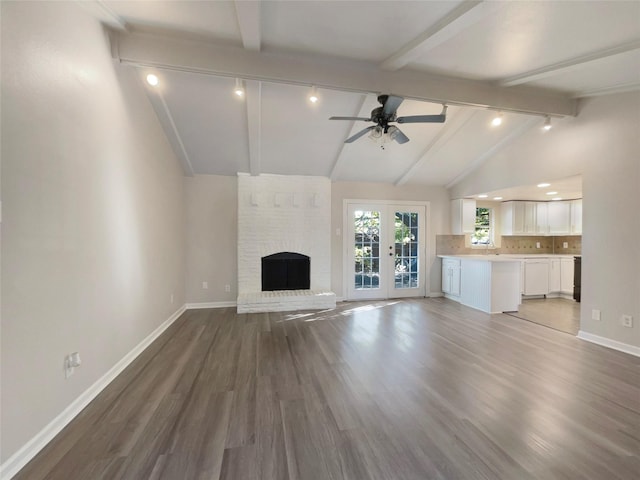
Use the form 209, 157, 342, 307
87, 1, 640, 194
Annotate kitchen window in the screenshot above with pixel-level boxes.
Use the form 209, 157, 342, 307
471, 207, 493, 245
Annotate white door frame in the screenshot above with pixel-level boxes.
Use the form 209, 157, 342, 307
343, 199, 430, 300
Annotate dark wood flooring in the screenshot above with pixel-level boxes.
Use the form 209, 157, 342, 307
14, 298, 640, 479
507, 297, 581, 335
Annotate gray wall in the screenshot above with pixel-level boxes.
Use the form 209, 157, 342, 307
184, 175, 238, 304
450, 92, 640, 348
1, 2, 186, 461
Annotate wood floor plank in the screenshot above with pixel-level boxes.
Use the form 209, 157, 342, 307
13, 298, 640, 480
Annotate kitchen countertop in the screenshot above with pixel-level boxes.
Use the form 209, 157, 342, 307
438, 254, 580, 261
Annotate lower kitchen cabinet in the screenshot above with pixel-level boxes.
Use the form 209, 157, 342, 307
442, 258, 461, 298
549, 259, 561, 292
524, 258, 549, 295
560, 257, 574, 294
548, 257, 574, 296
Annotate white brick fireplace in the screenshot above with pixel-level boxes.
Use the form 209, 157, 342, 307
236, 173, 336, 313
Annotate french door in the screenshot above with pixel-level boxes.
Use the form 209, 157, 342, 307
345, 201, 427, 300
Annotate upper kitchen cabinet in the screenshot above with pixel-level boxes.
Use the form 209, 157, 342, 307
502, 199, 581, 236
451, 198, 476, 235
570, 199, 582, 235
501, 201, 537, 235
547, 201, 572, 235
536, 202, 548, 235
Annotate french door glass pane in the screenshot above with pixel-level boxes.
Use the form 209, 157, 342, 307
354, 210, 380, 289
394, 211, 419, 289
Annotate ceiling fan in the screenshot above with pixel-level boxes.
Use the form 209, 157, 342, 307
330, 94, 447, 144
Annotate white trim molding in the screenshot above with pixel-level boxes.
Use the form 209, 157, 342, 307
0, 305, 187, 480
577, 330, 640, 358
186, 301, 237, 309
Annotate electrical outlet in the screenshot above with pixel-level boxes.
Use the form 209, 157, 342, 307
64, 352, 81, 379
563, 242, 568, 248
202, 281, 208, 289
170, 293, 174, 304
536, 242, 540, 249
591, 309, 601, 321
622, 315, 633, 328
225, 284, 231, 292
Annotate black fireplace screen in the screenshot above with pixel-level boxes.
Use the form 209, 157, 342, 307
261, 252, 310, 291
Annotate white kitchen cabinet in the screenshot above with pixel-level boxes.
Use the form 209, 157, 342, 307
549, 258, 561, 292
536, 202, 548, 235
442, 258, 461, 297
502, 200, 582, 237
560, 258, 574, 294
547, 201, 571, 235
524, 258, 549, 295
451, 199, 476, 235
501, 201, 537, 235
570, 199, 582, 234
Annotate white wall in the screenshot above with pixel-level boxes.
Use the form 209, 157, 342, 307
1, 1, 186, 462
331, 182, 450, 298
184, 175, 237, 304
450, 92, 640, 349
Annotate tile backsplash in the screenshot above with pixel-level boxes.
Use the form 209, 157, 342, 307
436, 235, 582, 255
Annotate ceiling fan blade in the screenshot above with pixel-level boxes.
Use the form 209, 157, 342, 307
345, 126, 375, 143
329, 116, 371, 121
392, 127, 410, 144
396, 114, 446, 124
382, 95, 404, 116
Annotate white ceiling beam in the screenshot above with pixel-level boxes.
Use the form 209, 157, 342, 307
395, 108, 478, 185
142, 85, 195, 176
573, 81, 640, 98
245, 80, 262, 175
329, 94, 371, 180
111, 30, 576, 117
77, 0, 127, 30
445, 117, 539, 189
234, 0, 262, 51
380, 0, 499, 71
500, 40, 640, 87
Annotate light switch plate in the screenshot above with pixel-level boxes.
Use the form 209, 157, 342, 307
592, 309, 601, 321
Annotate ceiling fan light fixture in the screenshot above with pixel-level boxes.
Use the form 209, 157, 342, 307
491, 112, 503, 127
234, 78, 245, 97
309, 86, 319, 103
387, 125, 399, 141
543, 116, 552, 131
369, 125, 384, 140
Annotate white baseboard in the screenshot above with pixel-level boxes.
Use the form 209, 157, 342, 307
577, 330, 640, 357
429, 292, 444, 298
0, 304, 187, 480
185, 301, 236, 309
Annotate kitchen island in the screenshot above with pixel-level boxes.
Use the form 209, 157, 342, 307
439, 255, 522, 314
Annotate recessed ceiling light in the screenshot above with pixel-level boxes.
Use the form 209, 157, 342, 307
552, 197, 562, 201
309, 86, 319, 103
543, 116, 552, 131
477, 194, 488, 198
146, 74, 159, 86
537, 183, 551, 188
493, 196, 503, 200
546, 191, 558, 195
491, 112, 503, 127
234, 78, 245, 97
